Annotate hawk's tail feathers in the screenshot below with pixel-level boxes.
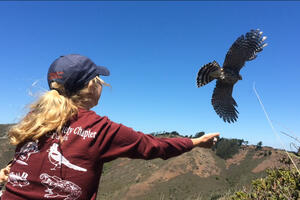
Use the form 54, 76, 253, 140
196, 61, 221, 87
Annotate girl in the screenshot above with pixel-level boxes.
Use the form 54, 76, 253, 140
1, 54, 219, 200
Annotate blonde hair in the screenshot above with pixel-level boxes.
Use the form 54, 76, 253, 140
9, 76, 109, 146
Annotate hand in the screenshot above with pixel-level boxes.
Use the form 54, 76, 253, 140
0, 164, 11, 183
191, 132, 220, 148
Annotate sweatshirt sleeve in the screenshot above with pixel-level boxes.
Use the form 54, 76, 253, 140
98, 120, 194, 162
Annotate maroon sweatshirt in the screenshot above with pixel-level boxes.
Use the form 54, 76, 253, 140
2, 109, 193, 200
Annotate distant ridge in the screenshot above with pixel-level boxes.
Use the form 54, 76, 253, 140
0, 124, 14, 138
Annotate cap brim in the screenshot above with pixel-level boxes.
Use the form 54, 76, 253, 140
96, 65, 110, 76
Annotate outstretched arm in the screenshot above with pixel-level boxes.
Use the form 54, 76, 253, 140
99, 123, 194, 161
97, 119, 220, 162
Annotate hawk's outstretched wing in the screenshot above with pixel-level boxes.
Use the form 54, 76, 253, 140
212, 80, 238, 123
223, 29, 267, 73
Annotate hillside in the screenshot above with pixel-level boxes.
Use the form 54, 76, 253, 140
97, 145, 300, 200
0, 124, 13, 138
0, 125, 299, 199
0, 124, 15, 168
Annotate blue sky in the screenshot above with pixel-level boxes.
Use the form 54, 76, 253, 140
0, 1, 299, 149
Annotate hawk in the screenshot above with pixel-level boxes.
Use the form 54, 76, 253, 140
196, 29, 267, 123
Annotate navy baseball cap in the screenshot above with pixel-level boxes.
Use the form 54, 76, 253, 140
47, 54, 110, 95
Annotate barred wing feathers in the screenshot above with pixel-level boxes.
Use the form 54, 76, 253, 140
223, 29, 267, 72
212, 80, 238, 123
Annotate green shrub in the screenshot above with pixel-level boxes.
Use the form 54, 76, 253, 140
231, 168, 300, 199
255, 141, 263, 151
214, 138, 243, 160
194, 131, 205, 138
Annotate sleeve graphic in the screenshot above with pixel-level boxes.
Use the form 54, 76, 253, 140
8, 172, 29, 187
15, 141, 39, 165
